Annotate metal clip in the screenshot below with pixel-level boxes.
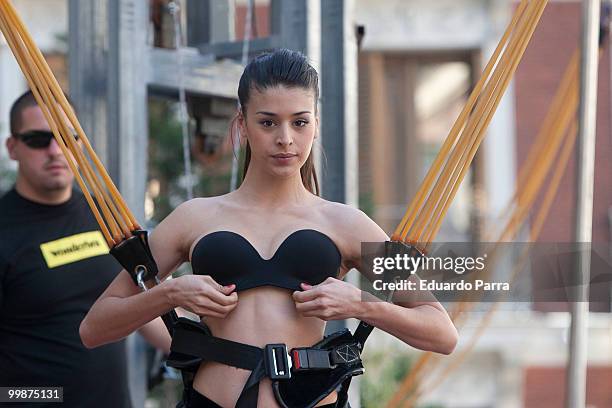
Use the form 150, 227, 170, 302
264, 344, 292, 380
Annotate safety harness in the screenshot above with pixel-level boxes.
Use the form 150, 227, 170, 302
168, 318, 367, 408
111, 234, 416, 408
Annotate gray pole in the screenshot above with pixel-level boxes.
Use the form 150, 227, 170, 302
320, 1, 360, 406
566, 1, 600, 407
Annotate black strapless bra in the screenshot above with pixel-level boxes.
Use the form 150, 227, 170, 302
191, 229, 342, 291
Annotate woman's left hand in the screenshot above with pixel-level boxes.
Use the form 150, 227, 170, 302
292, 277, 363, 321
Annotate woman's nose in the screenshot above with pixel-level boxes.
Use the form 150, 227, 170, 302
277, 123, 293, 145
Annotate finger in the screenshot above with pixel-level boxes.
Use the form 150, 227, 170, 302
308, 277, 336, 289
292, 290, 304, 302
293, 286, 319, 303
218, 284, 236, 295
300, 277, 335, 292
206, 288, 239, 306
218, 301, 239, 316
204, 303, 236, 316
197, 298, 230, 315
223, 302, 238, 314
202, 302, 237, 318
220, 296, 238, 311
198, 275, 230, 293
199, 274, 220, 286
295, 299, 323, 314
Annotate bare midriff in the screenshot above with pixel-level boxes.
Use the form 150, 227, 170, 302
192, 286, 339, 407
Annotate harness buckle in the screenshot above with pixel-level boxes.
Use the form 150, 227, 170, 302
264, 344, 292, 380
290, 348, 333, 372
291, 343, 362, 373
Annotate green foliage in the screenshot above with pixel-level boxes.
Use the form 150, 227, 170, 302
148, 98, 185, 222
147, 97, 238, 223
359, 191, 375, 218
146, 378, 183, 408
361, 351, 413, 408
361, 350, 446, 407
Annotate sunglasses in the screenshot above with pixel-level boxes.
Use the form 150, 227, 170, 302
14, 130, 79, 149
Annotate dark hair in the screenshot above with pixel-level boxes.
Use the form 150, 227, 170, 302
9, 90, 73, 136
237, 48, 320, 195
9, 90, 38, 135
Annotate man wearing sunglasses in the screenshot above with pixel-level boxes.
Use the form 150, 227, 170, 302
7, 126, 74, 205
0, 91, 170, 407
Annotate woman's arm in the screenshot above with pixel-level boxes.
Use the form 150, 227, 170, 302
293, 206, 458, 355
137, 317, 172, 355
80, 200, 238, 348
357, 293, 458, 355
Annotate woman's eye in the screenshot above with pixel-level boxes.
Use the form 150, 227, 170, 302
294, 119, 309, 127
260, 120, 275, 127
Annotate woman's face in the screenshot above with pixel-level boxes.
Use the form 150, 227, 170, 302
239, 85, 317, 179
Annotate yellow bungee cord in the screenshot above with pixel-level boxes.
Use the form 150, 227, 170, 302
393, 0, 548, 251
388, 45, 590, 407
398, 115, 579, 408
0, 0, 138, 248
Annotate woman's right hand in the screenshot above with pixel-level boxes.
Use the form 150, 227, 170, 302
167, 275, 238, 318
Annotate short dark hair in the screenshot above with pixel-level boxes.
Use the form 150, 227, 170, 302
9, 90, 74, 135
9, 90, 38, 135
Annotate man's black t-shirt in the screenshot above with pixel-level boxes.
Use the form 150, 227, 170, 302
0, 189, 131, 407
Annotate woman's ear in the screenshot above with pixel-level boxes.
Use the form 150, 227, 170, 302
314, 116, 320, 139
237, 110, 247, 140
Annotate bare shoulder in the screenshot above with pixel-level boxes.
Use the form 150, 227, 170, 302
317, 199, 388, 242
148, 195, 228, 257
169, 195, 226, 221
314, 199, 388, 272
155, 196, 215, 231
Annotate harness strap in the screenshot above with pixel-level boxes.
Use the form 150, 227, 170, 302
170, 322, 363, 408
352, 322, 374, 351
235, 361, 266, 407
171, 323, 267, 407
172, 325, 262, 371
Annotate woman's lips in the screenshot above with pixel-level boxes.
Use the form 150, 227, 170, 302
271, 153, 297, 164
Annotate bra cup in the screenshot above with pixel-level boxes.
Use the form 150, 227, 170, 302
274, 230, 341, 285
191, 230, 341, 291
191, 231, 258, 286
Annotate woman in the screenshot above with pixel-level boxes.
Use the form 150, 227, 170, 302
80, 49, 458, 408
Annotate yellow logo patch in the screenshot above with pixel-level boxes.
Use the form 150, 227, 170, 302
40, 231, 110, 268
